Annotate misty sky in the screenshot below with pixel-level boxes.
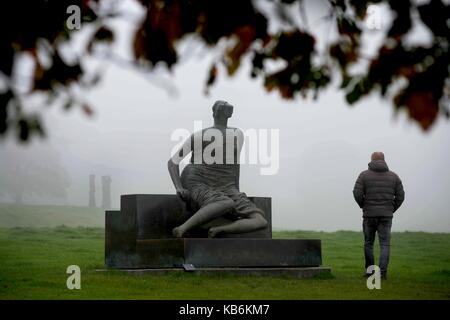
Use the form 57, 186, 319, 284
1, 0, 449, 232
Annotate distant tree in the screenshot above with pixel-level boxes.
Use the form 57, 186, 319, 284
0, 144, 70, 204
0, 0, 448, 142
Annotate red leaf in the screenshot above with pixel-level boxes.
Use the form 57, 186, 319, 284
82, 104, 94, 116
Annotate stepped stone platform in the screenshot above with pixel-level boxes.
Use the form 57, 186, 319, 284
105, 194, 330, 277
97, 267, 331, 278
107, 238, 323, 269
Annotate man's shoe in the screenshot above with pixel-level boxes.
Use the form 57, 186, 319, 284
381, 273, 387, 280
362, 273, 371, 278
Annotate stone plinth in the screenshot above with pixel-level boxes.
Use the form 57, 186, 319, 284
97, 267, 331, 278
106, 238, 323, 269
105, 194, 329, 276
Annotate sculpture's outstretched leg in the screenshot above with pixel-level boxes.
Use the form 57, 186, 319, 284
208, 213, 268, 238
172, 199, 235, 238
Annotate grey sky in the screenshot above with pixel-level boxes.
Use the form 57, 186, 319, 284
1, 0, 449, 232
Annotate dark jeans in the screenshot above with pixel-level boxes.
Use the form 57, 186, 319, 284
363, 217, 392, 275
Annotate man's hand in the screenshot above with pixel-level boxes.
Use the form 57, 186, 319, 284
176, 188, 190, 201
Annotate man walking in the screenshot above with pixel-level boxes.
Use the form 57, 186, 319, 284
353, 152, 405, 279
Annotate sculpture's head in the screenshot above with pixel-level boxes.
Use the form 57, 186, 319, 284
212, 100, 233, 119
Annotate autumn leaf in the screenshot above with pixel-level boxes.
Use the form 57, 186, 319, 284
205, 64, 218, 94
397, 90, 439, 130
225, 25, 256, 76
82, 104, 94, 117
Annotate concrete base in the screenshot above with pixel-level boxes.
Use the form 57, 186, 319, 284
106, 238, 323, 269
105, 194, 328, 273
97, 266, 332, 278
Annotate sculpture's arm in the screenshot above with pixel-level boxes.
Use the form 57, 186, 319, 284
167, 160, 184, 190
235, 129, 244, 191
168, 134, 194, 200
236, 164, 240, 191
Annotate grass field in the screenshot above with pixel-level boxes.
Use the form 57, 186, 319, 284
0, 203, 105, 228
0, 204, 449, 299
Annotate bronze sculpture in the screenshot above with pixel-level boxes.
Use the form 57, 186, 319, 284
168, 100, 268, 238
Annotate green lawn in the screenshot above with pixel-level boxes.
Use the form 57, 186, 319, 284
0, 227, 449, 299
0, 203, 105, 228
0, 204, 449, 299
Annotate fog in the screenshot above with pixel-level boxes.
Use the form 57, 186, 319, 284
1, 0, 449, 232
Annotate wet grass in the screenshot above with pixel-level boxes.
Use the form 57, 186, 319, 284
1, 226, 449, 299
